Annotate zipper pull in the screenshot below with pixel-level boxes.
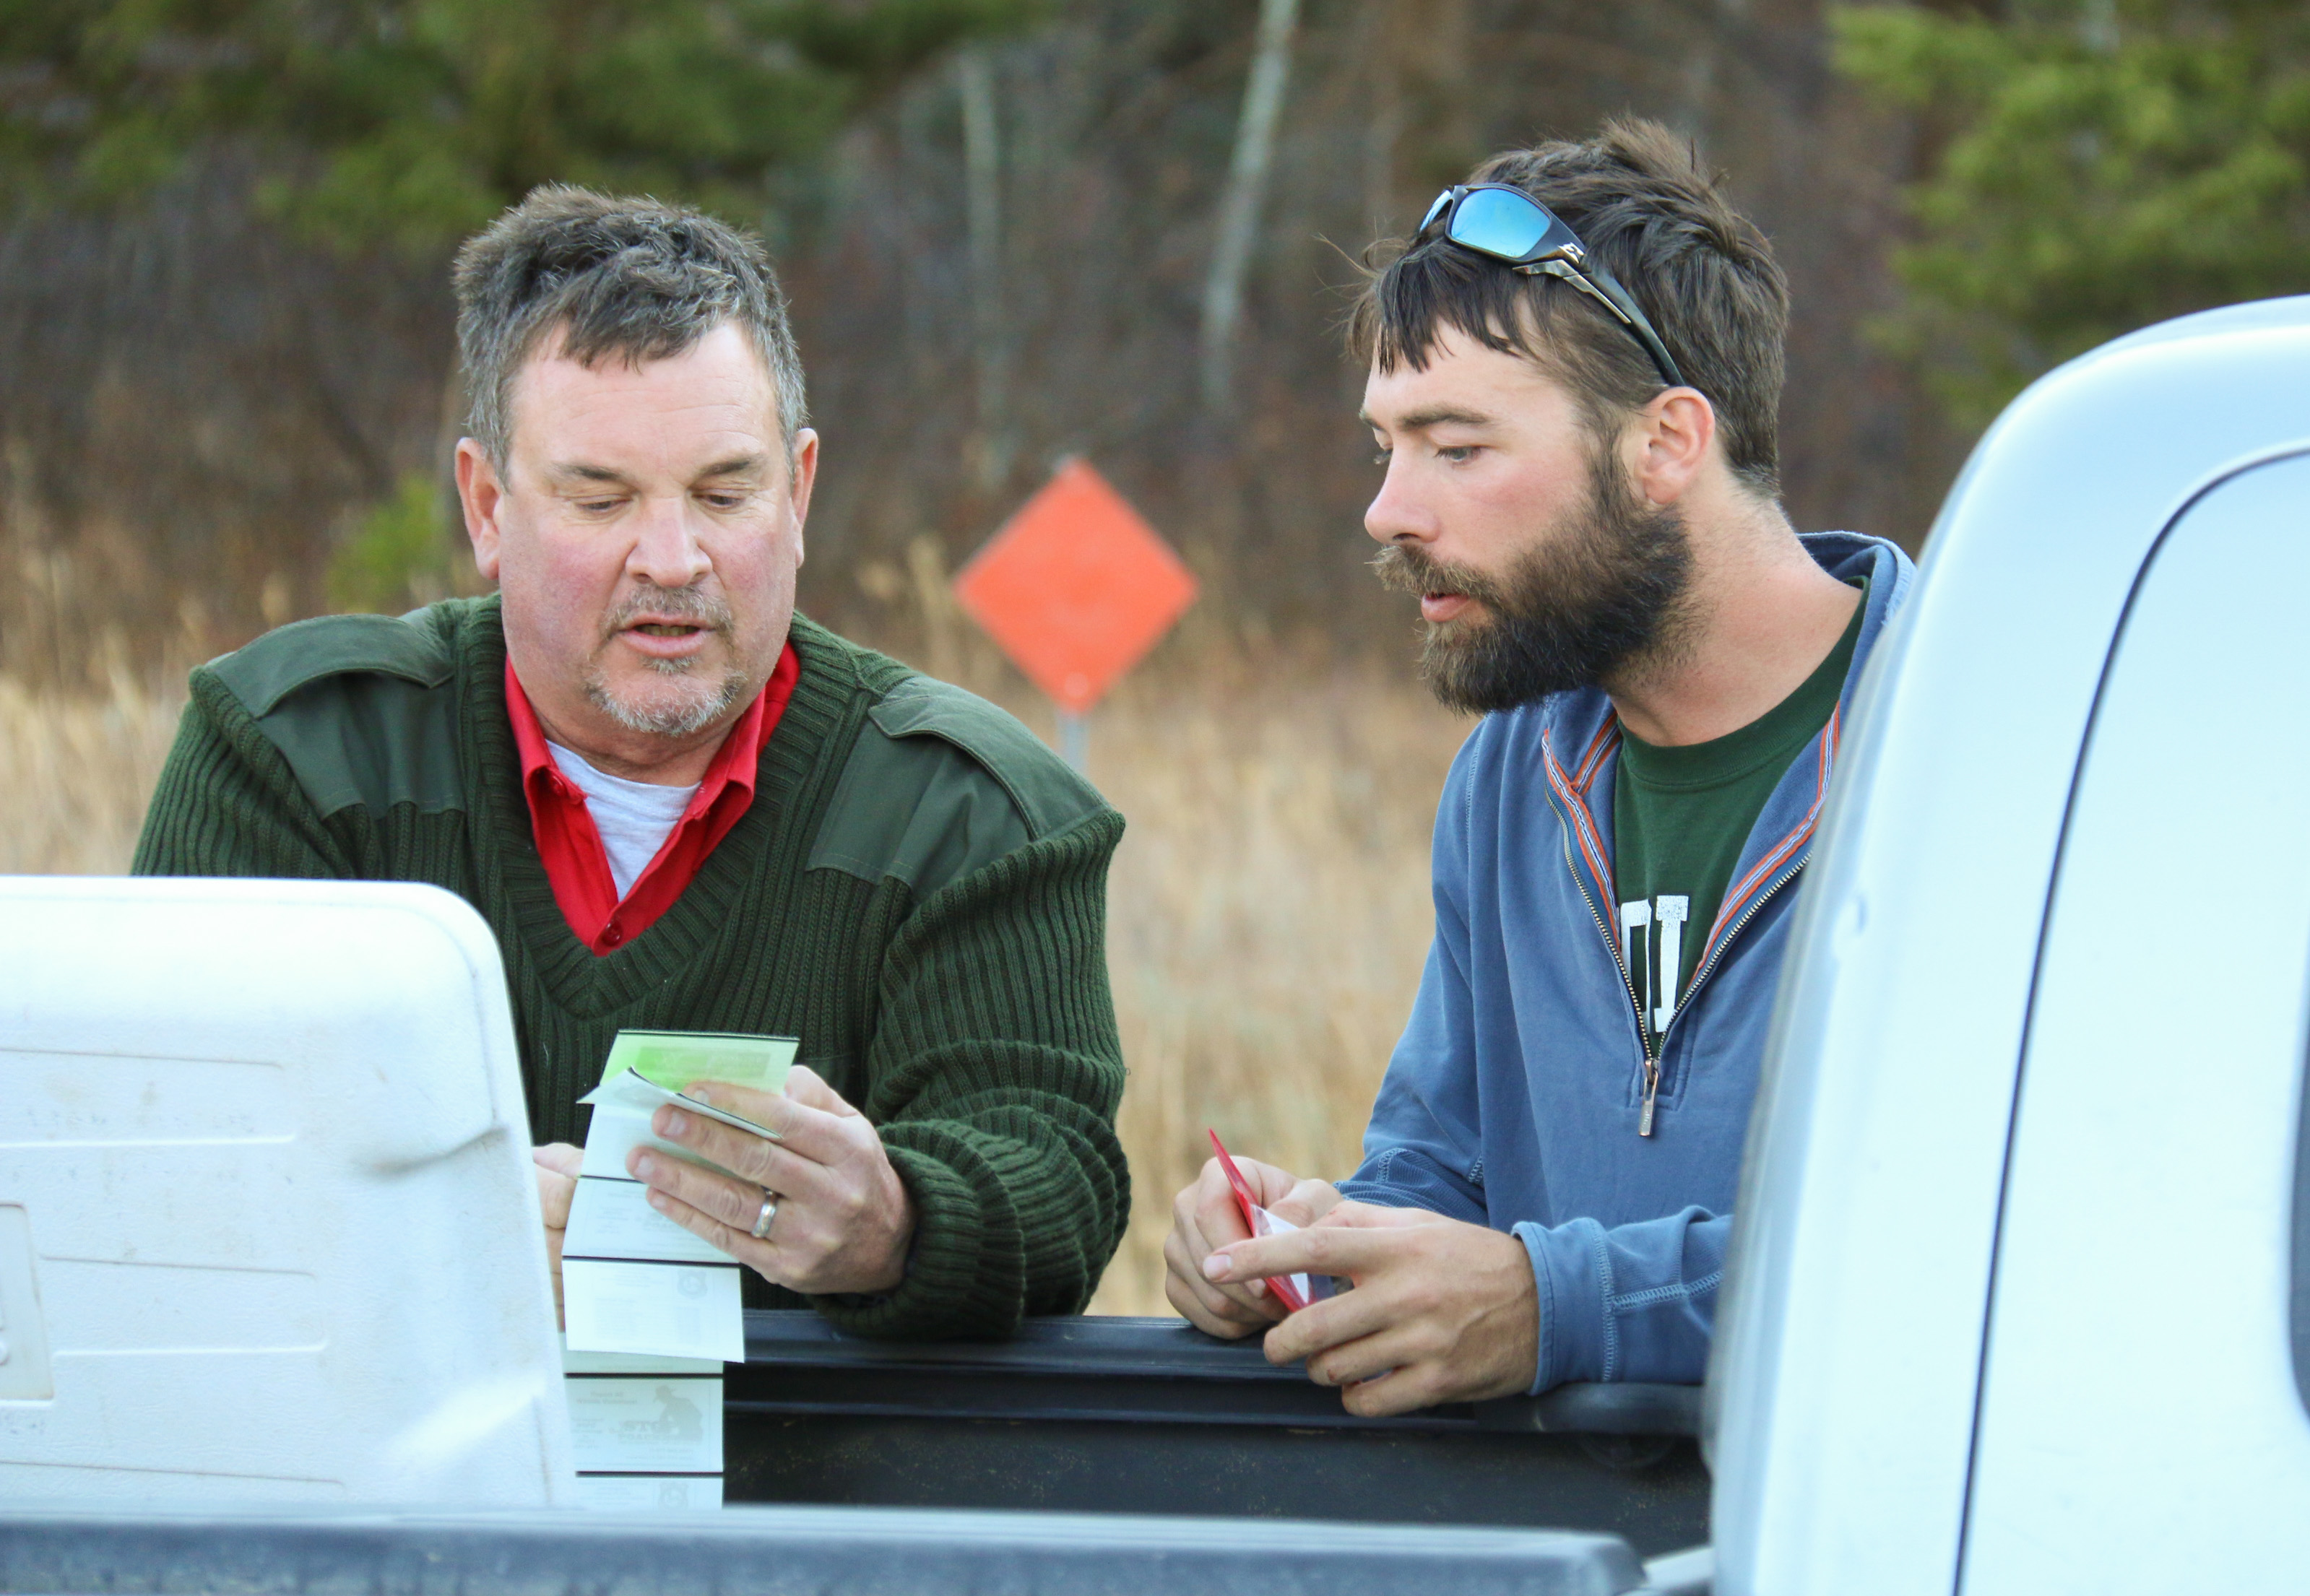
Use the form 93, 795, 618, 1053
1639, 1061, 1659, 1137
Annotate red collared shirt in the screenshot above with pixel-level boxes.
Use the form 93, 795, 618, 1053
506, 645, 801, 955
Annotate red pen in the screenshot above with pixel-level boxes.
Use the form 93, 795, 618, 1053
1207, 1128, 1315, 1314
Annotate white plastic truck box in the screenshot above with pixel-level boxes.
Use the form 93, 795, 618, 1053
0, 876, 571, 1506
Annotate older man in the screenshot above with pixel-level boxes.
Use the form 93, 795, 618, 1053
134, 188, 1129, 1339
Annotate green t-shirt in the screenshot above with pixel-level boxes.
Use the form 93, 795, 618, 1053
1613, 582, 1866, 1044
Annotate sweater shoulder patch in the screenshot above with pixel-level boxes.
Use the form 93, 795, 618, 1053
209, 611, 454, 716
204, 612, 463, 820
865, 677, 1107, 838
807, 677, 1107, 893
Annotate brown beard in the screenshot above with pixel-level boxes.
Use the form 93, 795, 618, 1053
1371, 443, 1693, 713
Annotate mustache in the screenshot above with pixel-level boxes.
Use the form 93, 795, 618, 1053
1370, 542, 1507, 610
601, 583, 734, 641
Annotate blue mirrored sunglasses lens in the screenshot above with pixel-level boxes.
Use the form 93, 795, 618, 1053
1448, 188, 1550, 260
1418, 189, 1454, 234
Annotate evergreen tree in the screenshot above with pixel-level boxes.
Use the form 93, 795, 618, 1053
1837, 0, 2310, 423
0, 0, 1039, 248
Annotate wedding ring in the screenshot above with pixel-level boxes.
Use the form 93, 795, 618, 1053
750, 1192, 778, 1241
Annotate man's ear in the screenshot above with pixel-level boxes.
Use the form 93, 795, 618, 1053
1630, 388, 1717, 508
786, 428, 820, 569
455, 438, 505, 581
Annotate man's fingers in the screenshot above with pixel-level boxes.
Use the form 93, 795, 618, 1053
1162, 1228, 1272, 1336
1285, 1177, 1347, 1226
534, 1142, 584, 1179
536, 1171, 576, 1229
1179, 1165, 1272, 1315
1266, 1180, 1329, 1228
647, 1109, 777, 1186
1208, 1221, 1389, 1286
670, 1080, 790, 1137
1190, 1163, 1269, 1305
641, 1163, 898, 1299
1311, 1199, 1437, 1231
533, 1141, 580, 1330
642, 1183, 761, 1265
647, 1105, 847, 1202
1258, 1306, 1447, 1417
678, 1085, 856, 1166
1260, 1213, 1539, 1418
534, 1145, 579, 1229
615, 1067, 909, 1300
754, 1095, 865, 1163
1190, 1160, 1255, 1246
545, 1223, 567, 1330
1315, 1319, 1462, 1419
1338, 1363, 1437, 1419
631, 1147, 777, 1239
1166, 1270, 1266, 1337
1242, 1156, 1307, 1210
1166, 1226, 1279, 1327
1258, 1277, 1398, 1369
1299, 1317, 1425, 1389
693, 1064, 854, 1127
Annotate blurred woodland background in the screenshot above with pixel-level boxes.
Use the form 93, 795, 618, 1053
2, 0, 2305, 1309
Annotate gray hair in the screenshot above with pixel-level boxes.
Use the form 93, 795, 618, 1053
452, 186, 808, 472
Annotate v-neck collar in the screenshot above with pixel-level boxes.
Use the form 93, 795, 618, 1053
455, 597, 865, 1018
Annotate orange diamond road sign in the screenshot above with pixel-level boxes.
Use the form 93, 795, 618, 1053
953, 459, 1198, 716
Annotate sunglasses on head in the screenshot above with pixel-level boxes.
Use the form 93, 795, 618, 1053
1416, 184, 1686, 391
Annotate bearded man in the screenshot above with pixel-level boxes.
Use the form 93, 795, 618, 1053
1164, 120, 1913, 1410
135, 189, 1128, 1340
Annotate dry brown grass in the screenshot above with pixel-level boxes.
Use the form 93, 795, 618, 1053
1064, 658, 1468, 1313
0, 647, 1468, 1319
0, 673, 184, 875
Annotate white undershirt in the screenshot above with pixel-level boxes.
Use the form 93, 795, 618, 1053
546, 741, 700, 900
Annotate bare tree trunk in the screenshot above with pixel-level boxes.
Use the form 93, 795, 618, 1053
1198, 0, 1301, 414
1357, 0, 1474, 240
956, 47, 1013, 490
1359, 0, 1406, 235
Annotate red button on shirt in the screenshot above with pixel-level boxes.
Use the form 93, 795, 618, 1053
506, 644, 801, 955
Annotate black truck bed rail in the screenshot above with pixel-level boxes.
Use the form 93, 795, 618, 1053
737, 1310, 1702, 1433
725, 1313, 1708, 1553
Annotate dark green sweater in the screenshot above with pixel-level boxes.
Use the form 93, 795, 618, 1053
133, 596, 1129, 1340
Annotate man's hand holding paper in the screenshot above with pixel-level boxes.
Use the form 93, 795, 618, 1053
1200, 1202, 1540, 1419
559, 1031, 791, 1362
1163, 1152, 1341, 1335
630, 1064, 917, 1298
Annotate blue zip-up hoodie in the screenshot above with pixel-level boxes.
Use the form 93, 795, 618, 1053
1336, 532, 1913, 1391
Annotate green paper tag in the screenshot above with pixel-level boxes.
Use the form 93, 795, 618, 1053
599, 1030, 798, 1096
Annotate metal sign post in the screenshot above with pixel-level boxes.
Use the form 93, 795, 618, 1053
1056, 711, 1090, 774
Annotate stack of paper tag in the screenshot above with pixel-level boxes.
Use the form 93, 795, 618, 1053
562, 1335, 724, 1509
561, 1030, 797, 1365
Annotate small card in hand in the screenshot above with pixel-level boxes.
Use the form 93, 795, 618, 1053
576, 1031, 797, 1180
601, 1030, 797, 1097
1208, 1129, 1335, 1314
